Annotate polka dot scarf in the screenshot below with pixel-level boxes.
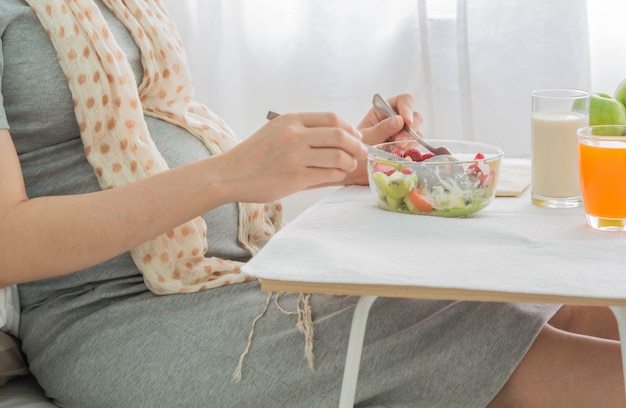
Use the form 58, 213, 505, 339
26, 0, 284, 294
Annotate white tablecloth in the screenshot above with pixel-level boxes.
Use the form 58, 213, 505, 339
243, 182, 626, 302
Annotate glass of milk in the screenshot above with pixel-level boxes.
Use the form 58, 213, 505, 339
531, 89, 590, 208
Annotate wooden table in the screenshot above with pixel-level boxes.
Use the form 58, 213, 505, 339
243, 185, 626, 407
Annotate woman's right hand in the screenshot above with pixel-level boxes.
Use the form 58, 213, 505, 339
215, 112, 367, 203
0, 112, 365, 285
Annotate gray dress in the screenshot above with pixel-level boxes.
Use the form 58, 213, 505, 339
0, 1, 560, 407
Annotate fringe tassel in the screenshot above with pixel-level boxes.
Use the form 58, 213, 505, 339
296, 293, 315, 370
274, 293, 315, 369
233, 292, 316, 381
233, 291, 273, 382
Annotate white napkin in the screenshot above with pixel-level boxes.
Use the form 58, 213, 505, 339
496, 158, 531, 197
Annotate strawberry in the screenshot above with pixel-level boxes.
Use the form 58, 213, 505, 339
403, 149, 422, 162
467, 152, 487, 179
479, 170, 495, 187
420, 153, 435, 161
373, 162, 397, 176
467, 163, 480, 178
466, 152, 495, 187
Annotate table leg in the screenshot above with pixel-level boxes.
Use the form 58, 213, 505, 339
609, 306, 626, 400
338, 295, 378, 408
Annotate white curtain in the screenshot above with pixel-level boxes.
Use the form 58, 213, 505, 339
162, 0, 625, 216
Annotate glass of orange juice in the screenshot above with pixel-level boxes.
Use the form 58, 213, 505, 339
578, 125, 626, 231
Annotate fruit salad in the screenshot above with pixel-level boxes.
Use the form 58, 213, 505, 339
369, 148, 498, 217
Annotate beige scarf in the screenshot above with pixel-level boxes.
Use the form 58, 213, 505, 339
27, 0, 284, 294
29, 0, 314, 379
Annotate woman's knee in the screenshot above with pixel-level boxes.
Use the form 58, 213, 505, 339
488, 324, 624, 408
550, 305, 619, 340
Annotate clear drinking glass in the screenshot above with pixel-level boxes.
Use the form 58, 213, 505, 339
578, 125, 626, 231
531, 89, 590, 208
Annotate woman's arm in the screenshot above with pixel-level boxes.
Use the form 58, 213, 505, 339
0, 128, 235, 286
0, 112, 365, 286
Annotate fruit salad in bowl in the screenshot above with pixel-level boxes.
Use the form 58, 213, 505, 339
367, 140, 503, 217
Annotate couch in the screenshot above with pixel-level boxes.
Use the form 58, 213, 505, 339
0, 375, 57, 408
0, 330, 56, 407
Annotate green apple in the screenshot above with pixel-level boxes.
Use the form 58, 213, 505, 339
589, 92, 626, 126
614, 79, 626, 111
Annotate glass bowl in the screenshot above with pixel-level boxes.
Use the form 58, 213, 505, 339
367, 140, 504, 217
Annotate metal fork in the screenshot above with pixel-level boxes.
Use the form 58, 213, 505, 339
372, 94, 452, 156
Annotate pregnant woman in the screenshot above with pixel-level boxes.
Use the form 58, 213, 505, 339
0, 1, 623, 407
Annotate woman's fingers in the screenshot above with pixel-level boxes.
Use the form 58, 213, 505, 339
284, 111, 362, 140
267, 112, 367, 164
220, 111, 372, 202
306, 129, 366, 161
357, 93, 423, 139
391, 93, 422, 128
360, 115, 404, 146
301, 146, 360, 172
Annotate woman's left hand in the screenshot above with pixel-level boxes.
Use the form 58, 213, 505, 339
344, 93, 424, 185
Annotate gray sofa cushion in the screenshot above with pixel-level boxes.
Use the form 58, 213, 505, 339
0, 332, 29, 386
0, 375, 57, 407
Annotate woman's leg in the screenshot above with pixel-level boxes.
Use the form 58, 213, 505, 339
488, 323, 624, 408
549, 305, 619, 340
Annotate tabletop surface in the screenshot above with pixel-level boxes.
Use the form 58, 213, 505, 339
242, 177, 626, 306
